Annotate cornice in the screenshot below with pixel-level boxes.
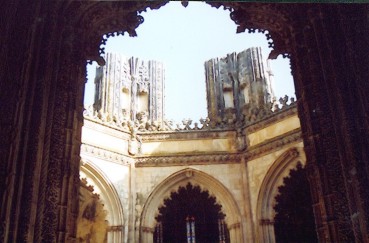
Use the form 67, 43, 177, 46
83, 105, 297, 141
245, 105, 298, 133
140, 130, 236, 142
135, 153, 243, 167
83, 117, 131, 139
80, 143, 132, 166
136, 128, 301, 167
245, 128, 302, 161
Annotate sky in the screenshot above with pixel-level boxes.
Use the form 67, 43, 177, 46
85, 1, 295, 122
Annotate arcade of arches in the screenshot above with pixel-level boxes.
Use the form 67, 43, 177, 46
1, 2, 369, 243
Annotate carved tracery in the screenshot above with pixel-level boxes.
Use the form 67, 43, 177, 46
1, 2, 368, 243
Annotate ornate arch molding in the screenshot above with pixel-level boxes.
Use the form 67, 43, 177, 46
67, 1, 167, 65
208, 2, 295, 59
256, 147, 304, 243
66, 2, 297, 65
80, 160, 124, 229
140, 168, 243, 243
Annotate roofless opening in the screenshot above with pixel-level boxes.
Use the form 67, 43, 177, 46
84, 1, 295, 123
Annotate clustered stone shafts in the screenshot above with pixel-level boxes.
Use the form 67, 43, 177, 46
83, 95, 296, 132
93, 53, 165, 125
204, 47, 275, 124
87, 47, 294, 133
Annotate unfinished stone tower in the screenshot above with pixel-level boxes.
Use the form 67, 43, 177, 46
205, 47, 275, 126
93, 53, 165, 123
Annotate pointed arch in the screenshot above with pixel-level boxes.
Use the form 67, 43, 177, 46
139, 168, 243, 243
256, 147, 305, 243
80, 160, 124, 242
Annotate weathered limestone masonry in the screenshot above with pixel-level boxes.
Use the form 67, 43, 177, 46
1, 2, 368, 243
80, 48, 302, 242
93, 53, 165, 124
205, 47, 275, 125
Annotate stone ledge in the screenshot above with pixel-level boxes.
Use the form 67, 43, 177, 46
245, 105, 298, 133
245, 128, 302, 161
135, 153, 243, 167
81, 143, 132, 165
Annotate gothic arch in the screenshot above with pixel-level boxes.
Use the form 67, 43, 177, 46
80, 160, 124, 242
139, 168, 243, 243
256, 147, 305, 243
72, 2, 294, 63
1, 2, 368, 242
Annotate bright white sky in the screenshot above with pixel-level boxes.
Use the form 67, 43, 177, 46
85, 1, 295, 122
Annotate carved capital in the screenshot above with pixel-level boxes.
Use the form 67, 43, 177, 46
260, 218, 274, 226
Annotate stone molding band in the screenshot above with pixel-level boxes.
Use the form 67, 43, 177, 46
81, 144, 132, 165
245, 128, 302, 161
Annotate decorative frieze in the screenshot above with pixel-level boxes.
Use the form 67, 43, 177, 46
245, 128, 302, 161
83, 116, 131, 138
135, 153, 243, 167
80, 144, 131, 165
140, 130, 236, 142
245, 101, 297, 133
84, 100, 297, 134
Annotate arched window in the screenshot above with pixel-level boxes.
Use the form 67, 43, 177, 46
154, 183, 229, 243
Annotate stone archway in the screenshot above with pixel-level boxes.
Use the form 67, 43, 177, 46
140, 168, 242, 243
80, 161, 125, 242
273, 163, 317, 243
1, 2, 368, 242
256, 147, 305, 243
155, 183, 229, 243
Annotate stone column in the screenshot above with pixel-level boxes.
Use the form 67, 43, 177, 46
240, 157, 255, 242
290, 5, 369, 242
0, 2, 81, 242
259, 219, 275, 243
140, 226, 154, 243
228, 222, 242, 243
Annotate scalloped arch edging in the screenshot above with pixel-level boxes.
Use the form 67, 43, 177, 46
256, 147, 305, 243
139, 168, 243, 242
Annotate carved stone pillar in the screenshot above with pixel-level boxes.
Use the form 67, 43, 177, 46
140, 226, 154, 243
0, 1, 83, 242
259, 219, 275, 243
290, 5, 369, 242
228, 222, 242, 243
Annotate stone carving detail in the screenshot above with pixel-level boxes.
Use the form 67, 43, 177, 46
136, 153, 242, 167
93, 53, 165, 124
242, 95, 296, 124
2, 2, 367, 243
245, 128, 301, 161
81, 144, 131, 165
205, 47, 275, 125
84, 95, 296, 133
128, 125, 142, 156
236, 128, 246, 152
207, 3, 293, 59
78, 178, 108, 243
85, 47, 296, 133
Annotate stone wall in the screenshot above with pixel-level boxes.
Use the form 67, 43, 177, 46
80, 101, 302, 242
